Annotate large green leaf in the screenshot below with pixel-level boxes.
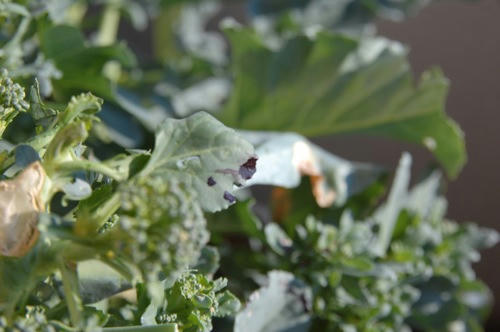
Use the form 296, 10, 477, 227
218, 27, 466, 177
139, 112, 256, 212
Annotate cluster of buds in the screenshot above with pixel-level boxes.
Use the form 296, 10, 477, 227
0, 68, 29, 136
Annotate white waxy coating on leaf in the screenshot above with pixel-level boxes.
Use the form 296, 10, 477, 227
241, 131, 379, 207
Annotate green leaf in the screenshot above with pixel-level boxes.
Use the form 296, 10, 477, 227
139, 112, 256, 212
14, 144, 40, 168
219, 27, 466, 177
234, 271, 311, 332
192, 246, 220, 275
40, 25, 136, 100
249, 0, 434, 25
78, 259, 131, 305
408, 276, 492, 332
373, 153, 412, 256
215, 291, 241, 317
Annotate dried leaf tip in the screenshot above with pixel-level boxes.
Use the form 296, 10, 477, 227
239, 157, 257, 180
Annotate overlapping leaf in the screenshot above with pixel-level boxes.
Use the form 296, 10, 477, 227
240, 131, 381, 207
219, 27, 466, 177
140, 112, 256, 212
40, 25, 136, 100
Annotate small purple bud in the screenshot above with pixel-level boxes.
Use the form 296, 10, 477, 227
207, 176, 216, 186
223, 191, 236, 203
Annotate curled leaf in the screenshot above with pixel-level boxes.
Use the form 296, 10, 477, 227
241, 132, 380, 207
0, 162, 46, 257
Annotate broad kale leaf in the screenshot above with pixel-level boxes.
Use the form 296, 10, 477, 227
140, 112, 256, 212
218, 27, 466, 177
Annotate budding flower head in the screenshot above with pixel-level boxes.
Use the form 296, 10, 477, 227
0, 69, 29, 136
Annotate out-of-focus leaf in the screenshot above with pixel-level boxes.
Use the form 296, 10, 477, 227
0, 1, 30, 17
176, 1, 227, 65
235, 199, 265, 240
114, 87, 168, 132
250, 0, 435, 24
405, 169, 442, 218
241, 131, 381, 207
61, 177, 92, 201
14, 144, 40, 168
408, 276, 492, 332
250, 0, 311, 15
40, 25, 136, 100
102, 324, 179, 332
139, 112, 256, 212
235, 271, 311, 332
265, 223, 293, 256
192, 245, 220, 275
78, 259, 131, 304
219, 27, 466, 177
172, 77, 231, 117
216, 291, 241, 317
98, 102, 145, 148
373, 153, 412, 256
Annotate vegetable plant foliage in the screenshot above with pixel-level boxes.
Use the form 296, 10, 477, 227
0, 0, 497, 331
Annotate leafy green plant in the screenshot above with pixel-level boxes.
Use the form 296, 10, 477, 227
0, 0, 497, 331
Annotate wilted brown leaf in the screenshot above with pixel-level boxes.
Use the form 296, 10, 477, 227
0, 162, 46, 257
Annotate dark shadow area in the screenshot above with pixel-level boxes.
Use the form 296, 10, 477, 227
373, 1, 500, 329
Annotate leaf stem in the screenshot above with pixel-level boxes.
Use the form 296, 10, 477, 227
55, 160, 127, 181
58, 259, 83, 328
97, 2, 121, 46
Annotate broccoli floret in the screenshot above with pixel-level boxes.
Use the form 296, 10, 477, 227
0, 69, 28, 136
120, 176, 209, 282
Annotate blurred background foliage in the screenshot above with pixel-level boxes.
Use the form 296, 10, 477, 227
1, 0, 499, 331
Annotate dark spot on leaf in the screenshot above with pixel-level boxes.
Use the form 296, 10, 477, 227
223, 191, 236, 203
207, 176, 216, 186
239, 157, 257, 180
